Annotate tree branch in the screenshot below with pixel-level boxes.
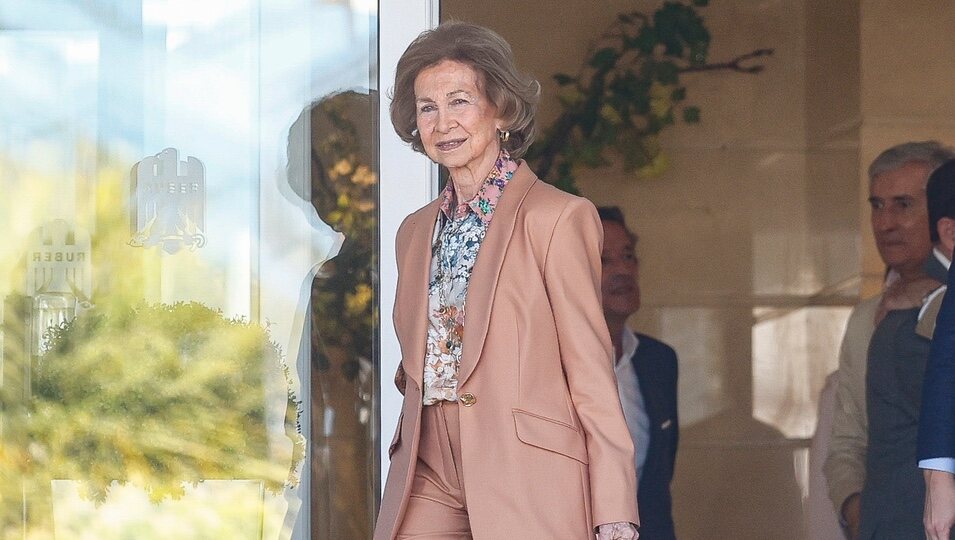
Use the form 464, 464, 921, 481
680, 48, 774, 74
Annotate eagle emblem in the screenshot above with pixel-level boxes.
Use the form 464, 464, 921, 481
130, 148, 206, 254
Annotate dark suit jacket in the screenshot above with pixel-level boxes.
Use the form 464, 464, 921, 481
861, 254, 948, 539
919, 261, 955, 462
631, 333, 679, 540
861, 307, 929, 539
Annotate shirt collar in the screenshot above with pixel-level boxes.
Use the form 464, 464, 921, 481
439, 150, 517, 223
616, 326, 640, 366
934, 246, 951, 270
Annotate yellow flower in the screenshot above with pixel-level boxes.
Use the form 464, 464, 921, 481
649, 81, 673, 120
346, 284, 373, 315
557, 86, 585, 107
332, 159, 353, 178
650, 97, 671, 120
636, 153, 670, 178
649, 81, 673, 99
356, 199, 375, 212
600, 104, 623, 125
352, 165, 377, 186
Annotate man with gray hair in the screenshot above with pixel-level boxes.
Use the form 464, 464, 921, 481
825, 141, 955, 539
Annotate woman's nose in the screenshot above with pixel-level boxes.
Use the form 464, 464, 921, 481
436, 110, 457, 132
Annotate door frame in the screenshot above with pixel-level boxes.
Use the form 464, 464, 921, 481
377, 0, 440, 494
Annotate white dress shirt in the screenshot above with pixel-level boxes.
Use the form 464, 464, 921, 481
615, 327, 651, 483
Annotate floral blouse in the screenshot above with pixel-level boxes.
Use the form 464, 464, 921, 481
422, 151, 518, 405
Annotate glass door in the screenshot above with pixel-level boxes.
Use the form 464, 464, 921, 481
0, 1, 424, 538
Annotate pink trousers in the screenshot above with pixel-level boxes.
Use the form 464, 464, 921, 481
396, 401, 472, 539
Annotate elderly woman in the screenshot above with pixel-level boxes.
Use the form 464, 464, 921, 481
374, 22, 639, 540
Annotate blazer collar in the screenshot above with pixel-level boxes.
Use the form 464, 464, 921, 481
458, 161, 537, 386
398, 162, 538, 390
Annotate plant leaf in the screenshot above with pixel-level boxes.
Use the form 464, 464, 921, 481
683, 106, 701, 123
590, 47, 619, 70
553, 73, 576, 86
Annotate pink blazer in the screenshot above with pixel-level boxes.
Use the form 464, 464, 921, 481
374, 163, 639, 539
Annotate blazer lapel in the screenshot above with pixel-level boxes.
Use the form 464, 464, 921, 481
457, 162, 537, 387
396, 200, 441, 389
634, 341, 668, 431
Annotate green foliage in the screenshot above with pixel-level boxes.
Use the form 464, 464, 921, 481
683, 105, 701, 123
1, 302, 303, 528
526, 0, 768, 192
293, 90, 379, 540
300, 91, 378, 379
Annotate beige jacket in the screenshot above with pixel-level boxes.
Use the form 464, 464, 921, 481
374, 163, 639, 539
823, 295, 880, 514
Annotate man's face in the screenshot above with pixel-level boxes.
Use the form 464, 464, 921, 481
868, 161, 934, 274
601, 220, 641, 320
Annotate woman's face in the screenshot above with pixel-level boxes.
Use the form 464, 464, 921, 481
413, 59, 503, 176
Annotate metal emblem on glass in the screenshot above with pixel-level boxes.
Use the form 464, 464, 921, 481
130, 147, 206, 254
26, 219, 93, 354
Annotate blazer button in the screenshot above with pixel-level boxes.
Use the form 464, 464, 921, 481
459, 393, 477, 407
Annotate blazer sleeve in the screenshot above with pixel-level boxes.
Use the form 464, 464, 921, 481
392, 214, 415, 395
541, 197, 639, 528
919, 264, 955, 461
824, 298, 876, 512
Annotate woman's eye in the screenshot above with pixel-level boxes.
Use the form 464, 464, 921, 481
451, 98, 469, 106
418, 104, 436, 114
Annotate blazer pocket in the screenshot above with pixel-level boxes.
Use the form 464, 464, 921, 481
512, 408, 589, 465
388, 412, 404, 459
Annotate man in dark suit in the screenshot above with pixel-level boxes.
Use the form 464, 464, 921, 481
858, 150, 953, 539
598, 206, 679, 540
917, 159, 955, 540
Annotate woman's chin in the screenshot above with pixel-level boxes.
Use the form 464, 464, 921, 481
435, 159, 470, 175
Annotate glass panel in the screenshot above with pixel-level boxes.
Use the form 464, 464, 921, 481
0, 1, 378, 539
752, 306, 851, 439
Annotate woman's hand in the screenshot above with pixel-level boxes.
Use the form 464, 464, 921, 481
596, 522, 638, 539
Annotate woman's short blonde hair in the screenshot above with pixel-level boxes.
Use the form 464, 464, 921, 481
390, 21, 540, 158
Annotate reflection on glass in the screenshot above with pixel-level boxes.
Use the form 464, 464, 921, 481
0, 1, 379, 538
31, 292, 75, 354
287, 90, 379, 540
660, 306, 809, 539
752, 306, 851, 438
129, 148, 207, 254
25, 220, 93, 356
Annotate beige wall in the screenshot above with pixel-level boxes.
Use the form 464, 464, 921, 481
440, 0, 951, 537
859, 0, 955, 295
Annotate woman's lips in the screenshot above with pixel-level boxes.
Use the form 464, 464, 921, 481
436, 138, 466, 151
